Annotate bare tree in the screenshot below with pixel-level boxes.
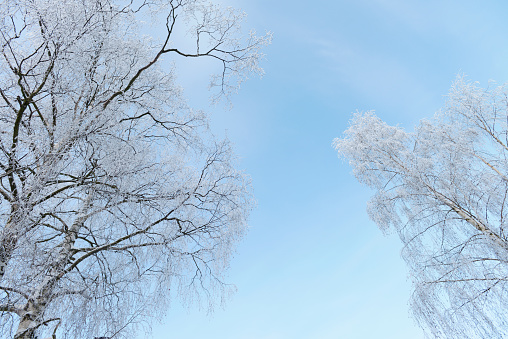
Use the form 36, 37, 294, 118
335, 77, 508, 338
0, 0, 270, 338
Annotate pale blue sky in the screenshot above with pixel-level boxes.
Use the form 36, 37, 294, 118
144, 1, 508, 338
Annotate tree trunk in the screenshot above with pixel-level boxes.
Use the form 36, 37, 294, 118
13, 195, 90, 338
14, 304, 39, 339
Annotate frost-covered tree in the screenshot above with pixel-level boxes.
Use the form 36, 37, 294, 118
0, 0, 270, 338
335, 77, 508, 338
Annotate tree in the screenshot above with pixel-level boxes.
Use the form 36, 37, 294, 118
334, 77, 508, 338
0, 0, 270, 338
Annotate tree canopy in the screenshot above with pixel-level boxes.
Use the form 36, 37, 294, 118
335, 77, 508, 338
0, 0, 270, 338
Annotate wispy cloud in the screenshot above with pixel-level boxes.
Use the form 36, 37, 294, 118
312, 35, 437, 119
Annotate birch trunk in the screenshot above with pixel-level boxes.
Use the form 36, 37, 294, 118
14, 195, 91, 339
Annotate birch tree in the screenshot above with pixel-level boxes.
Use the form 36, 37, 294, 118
335, 77, 508, 338
0, 0, 270, 338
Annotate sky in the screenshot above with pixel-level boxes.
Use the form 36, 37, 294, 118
142, 1, 508, 338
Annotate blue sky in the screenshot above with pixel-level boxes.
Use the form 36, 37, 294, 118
145, 1, 508, 338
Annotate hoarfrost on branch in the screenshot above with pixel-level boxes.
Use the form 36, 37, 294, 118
0, 0, 270, 338
335, 77, 508, 338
